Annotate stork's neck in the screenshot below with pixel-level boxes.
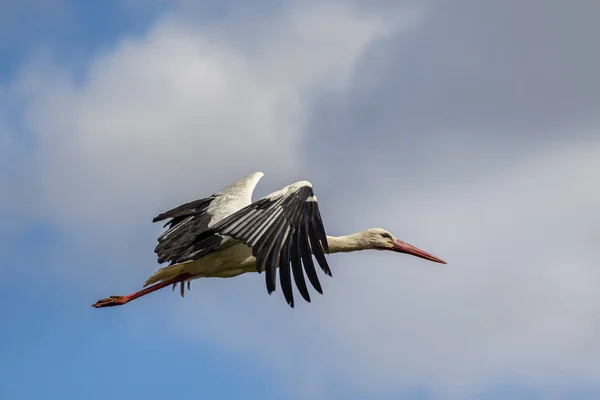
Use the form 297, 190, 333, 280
326, 233, 370, 253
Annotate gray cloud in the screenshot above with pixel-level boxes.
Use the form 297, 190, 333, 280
307, 0, 600, 192
288, 1, 600, 397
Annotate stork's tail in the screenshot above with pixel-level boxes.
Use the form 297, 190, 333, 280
144, 264, 184, 287
143, 264, 191, 297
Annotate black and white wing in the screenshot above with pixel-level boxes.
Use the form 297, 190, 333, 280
153, 172, 264, 266
197, 181, 331, 308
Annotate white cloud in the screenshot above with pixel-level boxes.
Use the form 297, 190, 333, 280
2, 1, 396, 287
13, 2, 391, 232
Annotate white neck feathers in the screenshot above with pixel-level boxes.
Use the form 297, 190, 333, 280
326, 233, 371, 253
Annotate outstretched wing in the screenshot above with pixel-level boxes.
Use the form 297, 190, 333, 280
153, 172, 264, 265
197, 181, 331, 308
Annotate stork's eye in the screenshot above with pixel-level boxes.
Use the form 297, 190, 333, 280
381, 233, 392, 239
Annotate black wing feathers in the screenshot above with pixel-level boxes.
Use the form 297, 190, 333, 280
308, 222, 331, 276
298, 222, 322, 294
278, 233, 294, 307
153, 195, 224, 265
153, 197, 214, 224
290, 232, 311, 303
205, 185, 330, 307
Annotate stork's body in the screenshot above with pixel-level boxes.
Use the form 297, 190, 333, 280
93, 172, 445, 308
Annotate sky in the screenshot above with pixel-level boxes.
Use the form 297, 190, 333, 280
1, 1, 599, 399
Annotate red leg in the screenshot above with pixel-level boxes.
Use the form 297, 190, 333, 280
92, 273, 193, 308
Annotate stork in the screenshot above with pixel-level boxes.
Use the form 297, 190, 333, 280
92, 172, 446, 308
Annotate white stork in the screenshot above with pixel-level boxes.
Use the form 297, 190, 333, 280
93, 172, 446, 308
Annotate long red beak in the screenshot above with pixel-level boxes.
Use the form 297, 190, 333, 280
392, 239, 447, 264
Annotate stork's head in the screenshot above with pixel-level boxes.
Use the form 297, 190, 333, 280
362, 228, 446, 264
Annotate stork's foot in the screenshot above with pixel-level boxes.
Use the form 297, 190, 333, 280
92, 295, 127, 308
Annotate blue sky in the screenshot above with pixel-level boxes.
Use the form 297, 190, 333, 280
1, 1, 600, 399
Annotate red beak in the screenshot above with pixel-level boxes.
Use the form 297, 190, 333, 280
392, 239, 447, 264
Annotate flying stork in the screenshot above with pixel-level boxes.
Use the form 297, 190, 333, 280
92, 172, 446, 309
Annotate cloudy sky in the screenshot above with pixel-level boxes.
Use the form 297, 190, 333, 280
1, 1, 599, 399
